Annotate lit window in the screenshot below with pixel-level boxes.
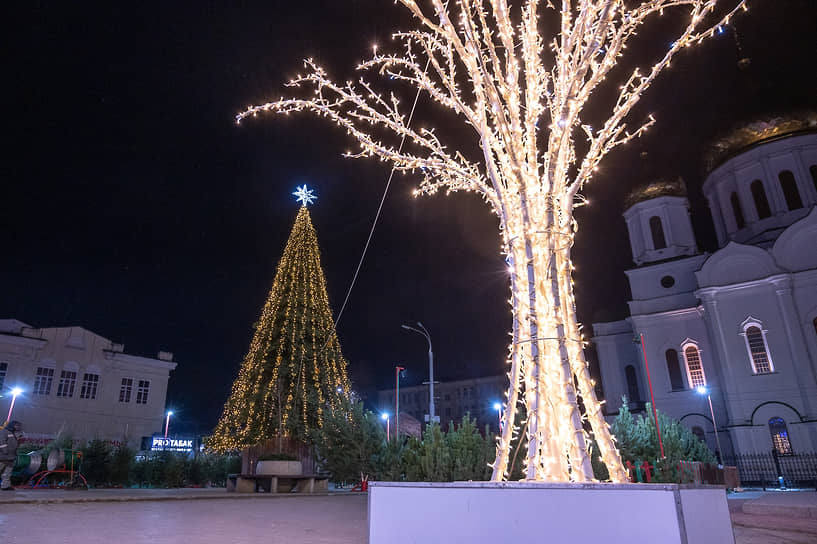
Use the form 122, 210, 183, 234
136, 380, 150, 404
80, 373, 100, 399
778, 170, 803, 210
34, 367, 55, 395
649, 216, 667, 250
750, 180, 771, 219
744, 324, 774, 374
625, 365, 641, 402
730, 192, 745, 229
665, 349, 685, 391
0, 362, 6, 390
57, 370, 77, 397
120, 378, 133, 403
769, 417, 793, 455
683, 344, 707, 389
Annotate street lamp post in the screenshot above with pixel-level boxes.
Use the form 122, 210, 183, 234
696, 387, 723, 464
164, 411, 174, 439
395, 366, 405, 439
402, 322, 435, 425
5, 388, 22, 423
381, 412, 390, 442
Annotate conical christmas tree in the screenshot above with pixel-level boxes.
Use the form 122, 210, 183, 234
209, 190, 351, 451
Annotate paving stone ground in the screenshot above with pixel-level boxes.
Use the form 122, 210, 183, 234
1, 488, 815, 543
0, 494, 368, 544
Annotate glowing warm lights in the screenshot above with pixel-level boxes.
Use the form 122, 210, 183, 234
237, 0, 747, 481
208, 206, 351, 452
293, 184, 317, 206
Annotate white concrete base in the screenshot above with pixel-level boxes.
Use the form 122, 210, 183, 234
368, 481, 733, 544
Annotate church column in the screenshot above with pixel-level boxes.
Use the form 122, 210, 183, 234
697, 292, 742, 424
771, 277, 817, 418
794, 149, 817, 204
760, 157, 787, 215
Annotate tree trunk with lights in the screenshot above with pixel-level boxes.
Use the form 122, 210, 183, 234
237, 0, 746, 481
208, 205, 351, 452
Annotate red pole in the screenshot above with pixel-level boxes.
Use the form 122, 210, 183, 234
395, 366, 404, 438
640, 333, 665, 458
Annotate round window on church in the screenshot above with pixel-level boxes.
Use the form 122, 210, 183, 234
660, 275, 675, 288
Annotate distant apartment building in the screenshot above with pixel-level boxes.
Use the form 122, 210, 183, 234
378, 375, 507, 433
0, 319, 176, 446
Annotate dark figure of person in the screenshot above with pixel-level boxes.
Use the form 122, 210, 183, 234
0, 420, 22, 490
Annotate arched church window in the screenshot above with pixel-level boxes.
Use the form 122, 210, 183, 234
691, 426, 706, 443
649, 216, 667, 250
769, 417, 793, 455
730, 192, 745, 229
751, 179, 772, 219
744, 324, 774, 374
682, 344, 707, 389
778, 170, 803, 210
625, 365, 641, 402
665, 349, 685, 391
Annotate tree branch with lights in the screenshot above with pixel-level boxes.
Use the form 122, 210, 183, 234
238, 0, 747, 482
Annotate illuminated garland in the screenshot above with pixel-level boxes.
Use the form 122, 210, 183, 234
208, 205, 351, 452
237, 0, 747, 481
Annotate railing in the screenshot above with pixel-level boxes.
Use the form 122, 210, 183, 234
677, 461, 740, 488
722, 451, 817, 489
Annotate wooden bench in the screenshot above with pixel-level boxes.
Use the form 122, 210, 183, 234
227, 473, 329, 494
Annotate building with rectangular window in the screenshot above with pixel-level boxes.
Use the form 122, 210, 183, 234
377, 375, 506, 433
0, 319, 176, 446
591, 127, 817, 458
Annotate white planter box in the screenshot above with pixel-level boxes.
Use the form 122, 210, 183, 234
368, 481, 733, 544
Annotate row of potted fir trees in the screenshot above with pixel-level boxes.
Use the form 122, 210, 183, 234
12, 396, 713, 488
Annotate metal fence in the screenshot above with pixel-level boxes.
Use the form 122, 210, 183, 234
723, 451, 817, 489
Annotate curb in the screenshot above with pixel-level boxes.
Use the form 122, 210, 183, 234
0, 491, 365, 505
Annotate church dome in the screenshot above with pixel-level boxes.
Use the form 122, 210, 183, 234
701, 124, 817, 250
704, 112, 817, 172
624, 176, 687, 210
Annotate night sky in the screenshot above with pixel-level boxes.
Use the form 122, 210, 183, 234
4, 1, 816, 435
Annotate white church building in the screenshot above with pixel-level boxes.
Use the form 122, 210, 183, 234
592, 124, 817, 459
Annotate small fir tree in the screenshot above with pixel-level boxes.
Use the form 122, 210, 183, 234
209, 199, 351, 451
611, 397, 717, 482
310, 400, 386, 484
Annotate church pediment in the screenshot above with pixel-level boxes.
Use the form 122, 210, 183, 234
772, 206, 817, 272
696, 241, 783, 288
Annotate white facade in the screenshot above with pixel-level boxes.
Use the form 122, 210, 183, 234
0, 319, 176, 446
592, 131, 817, 457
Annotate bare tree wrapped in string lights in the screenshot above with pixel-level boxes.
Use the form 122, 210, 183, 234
237, 0, 747, 482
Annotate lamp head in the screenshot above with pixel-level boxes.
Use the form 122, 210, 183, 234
167, 411, 174, 416
381, 412, 389, 420
401, 324, 411, 330
696, 386, 708, 396
493, 403, 502, 411
10, 387, 23, 397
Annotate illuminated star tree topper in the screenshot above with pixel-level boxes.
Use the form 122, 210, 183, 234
293, 184, 317, 206
238, 0, 747, 482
